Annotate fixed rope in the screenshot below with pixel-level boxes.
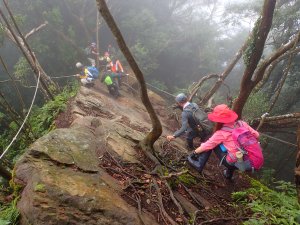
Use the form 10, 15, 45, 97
126, 73, 176, 97
259, 132, 297, 148
0, 71, 41, 160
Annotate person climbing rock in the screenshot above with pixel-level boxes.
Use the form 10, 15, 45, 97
75, 62, 99, 87
101, 64, 126, 98
189, 104, 264, 179
166, 93, 212, 150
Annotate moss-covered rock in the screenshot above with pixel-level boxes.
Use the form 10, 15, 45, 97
14, 124, 157, 225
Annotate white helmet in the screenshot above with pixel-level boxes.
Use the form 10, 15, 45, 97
76, 62, 83, 68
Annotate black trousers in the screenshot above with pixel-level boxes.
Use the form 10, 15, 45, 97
196, 145, 237, 175
187, 130, 210, 149
107, 83, 120, 97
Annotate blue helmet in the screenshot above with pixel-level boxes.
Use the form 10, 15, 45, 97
175, 93, 188, 103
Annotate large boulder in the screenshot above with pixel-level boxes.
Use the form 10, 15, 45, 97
14, 121, 157, 225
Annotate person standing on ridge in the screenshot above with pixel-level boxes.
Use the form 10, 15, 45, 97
85, 42, 99, 66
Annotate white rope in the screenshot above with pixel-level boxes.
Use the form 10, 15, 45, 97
0, 71, 41, 159
126, 74, 176, 97
259, 132, 297, 148
51, 74, 78, 79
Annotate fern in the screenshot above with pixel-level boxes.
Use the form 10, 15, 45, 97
0, 198, 20, 225
233, 179, 300, 225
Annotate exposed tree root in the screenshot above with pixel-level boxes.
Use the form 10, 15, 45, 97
153, 179, 178, 225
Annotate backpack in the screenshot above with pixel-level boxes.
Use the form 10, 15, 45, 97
222, 121, 264, 170
104, 75, 113, 85
87, 66, 99, 78
192, 107, 214, 135
184, 105, 214, 137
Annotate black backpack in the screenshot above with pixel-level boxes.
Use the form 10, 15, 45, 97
185, 105, 213, 136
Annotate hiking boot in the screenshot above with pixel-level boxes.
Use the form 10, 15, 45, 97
223, 169, 233, 180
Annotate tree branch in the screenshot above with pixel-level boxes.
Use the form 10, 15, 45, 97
97, 0, 162, 148
24, 21, 48, 39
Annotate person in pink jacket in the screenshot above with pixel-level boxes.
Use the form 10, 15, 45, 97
190, 104, 259, 179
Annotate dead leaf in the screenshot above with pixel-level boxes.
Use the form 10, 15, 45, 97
146, 199, 151, 204
176, 217, 183, 222
144, 174, 152, 179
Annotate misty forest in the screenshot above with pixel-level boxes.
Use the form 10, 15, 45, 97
0, 0, 300, 224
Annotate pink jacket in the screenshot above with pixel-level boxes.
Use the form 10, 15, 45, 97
200, 121, 259, 163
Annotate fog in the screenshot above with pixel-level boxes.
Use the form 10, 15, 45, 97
0, 0, 299, 182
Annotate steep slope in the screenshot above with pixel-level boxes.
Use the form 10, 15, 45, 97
14, 80, 251, 225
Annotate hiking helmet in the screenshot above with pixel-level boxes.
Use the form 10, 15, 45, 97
175, 93, 188, 104
76, 62, 83, 68
91, 42, 96, 47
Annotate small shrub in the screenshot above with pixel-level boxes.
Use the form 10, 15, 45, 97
233, 179, 300, 225
0, 198, 20, 225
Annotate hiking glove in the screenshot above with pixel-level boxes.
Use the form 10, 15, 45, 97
190, 151, 199, 160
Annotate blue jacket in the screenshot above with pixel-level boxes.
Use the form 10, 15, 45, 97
173, 103, 199, 138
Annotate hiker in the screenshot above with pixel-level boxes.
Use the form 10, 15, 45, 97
75, 62, 99, 87
189, 104, 264, 179
99, 51, 112, 68
111, 59, 125, 87
166, 93, 212, 150
107, 44, 116, 58
85, 42, 99, 66
101, 65, 125, 97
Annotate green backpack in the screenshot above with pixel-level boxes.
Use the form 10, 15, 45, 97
104, 76, 113, 85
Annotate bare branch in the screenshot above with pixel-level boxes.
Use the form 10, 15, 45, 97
189, 74, 218, 102
24, 21, 48, 39
200, 41, 248, 106
252, 112, 300, 130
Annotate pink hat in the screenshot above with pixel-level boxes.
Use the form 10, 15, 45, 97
208, 104, 238, 123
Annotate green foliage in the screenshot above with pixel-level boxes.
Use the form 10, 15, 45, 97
34, 183, 46, 192
233, 179, 300, 225
243, 91, 268, 121
177, 174, 197, 186
130, 42, 159, 75
149, 79, 168, 91
13, 57, 31, 83
0, 83, 79, 162
243, 17, 261, 66
258, 168, 275, 185
43, 7, 63, 27
29, 83, 78, 136
0, 198, 20, 225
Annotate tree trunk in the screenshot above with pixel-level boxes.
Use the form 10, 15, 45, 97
233, 0, 276, 117
96, 0, 162, 148
296, 125, 300, 203
0, 6, 59, 100
0, 55, 25, 115
0, 163, 11, 181
200, 42, 247, 106
251, 112, 300, 131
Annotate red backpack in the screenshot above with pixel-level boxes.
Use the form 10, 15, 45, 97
222, 121, 264, 170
